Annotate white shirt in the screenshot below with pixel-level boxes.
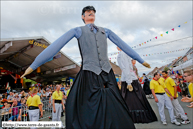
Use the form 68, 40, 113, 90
45, 92, 49, 97
117, 51, 138, 85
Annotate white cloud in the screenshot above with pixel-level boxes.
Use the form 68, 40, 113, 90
1, 1, 192, 76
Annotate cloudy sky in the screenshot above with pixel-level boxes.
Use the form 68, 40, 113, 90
1, 1, 192, 76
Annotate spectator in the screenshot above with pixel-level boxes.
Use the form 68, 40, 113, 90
61, 85, 65, 92
7, 87, 11, 95
7, 92, 14, 101
46, 85, 50, 91
45, 89, 50, 99
179, 79, 188, 98
8, 99, 22, 121
1, 99, 11, 121
14, 93, 21, 102
0, 94, 3, 101
42, 90, 47, 101
64, 85, 70, 95
181, 69, 193, 108
142, 73, 153, 98
37, 90, 42, 97
2, 99, 11, 111
20, 98, 27, 121
21, 91, 26, 98
19, 91, 24, 98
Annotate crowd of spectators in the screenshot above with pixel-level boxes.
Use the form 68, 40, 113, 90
0, 83, 72, 121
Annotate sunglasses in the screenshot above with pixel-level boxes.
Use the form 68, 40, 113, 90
183, 75, 190, 78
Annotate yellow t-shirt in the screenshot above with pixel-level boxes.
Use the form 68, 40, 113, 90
163, 77, 178, 97
188, 83, 193, 97
150, 78, 166, 93
27, 95, 42, 107
66, 89, 70, 97
52, 91, 63, 100
26, 96, 32, 106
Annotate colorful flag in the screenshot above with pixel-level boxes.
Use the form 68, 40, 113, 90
166, 31, 168, 34
160, 34, 163, 37
171, 28, 174, 31
150, 39, 151, 41
155, 37, 157, 39
178, 25, 181, 27
144, 42, 146, 44
142, 43, 143, 45
184, 21, 187, 24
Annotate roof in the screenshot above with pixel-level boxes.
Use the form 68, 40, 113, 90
0, 36, 80, 82
109, 61, 122, 76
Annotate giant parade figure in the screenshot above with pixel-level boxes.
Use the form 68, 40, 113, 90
21, 6, 151, 129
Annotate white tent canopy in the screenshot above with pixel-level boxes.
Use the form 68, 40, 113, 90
173, 59, 193, 71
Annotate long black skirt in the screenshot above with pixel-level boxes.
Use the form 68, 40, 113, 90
66, 69, 135, 129
121, 80, 157, 123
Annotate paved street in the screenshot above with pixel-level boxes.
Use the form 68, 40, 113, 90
135, 97, 192, 129
39, 96, 193, 129
17, 96, 192, 129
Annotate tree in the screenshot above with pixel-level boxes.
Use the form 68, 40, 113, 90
164, 67, 169, 71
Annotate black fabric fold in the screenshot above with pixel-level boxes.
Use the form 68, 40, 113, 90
66, 69, 135, 129
121, 80, 158, 123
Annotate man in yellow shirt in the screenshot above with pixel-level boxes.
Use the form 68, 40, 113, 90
26, 88, 43, 129
162, 71, 190, 124
181, 69, 193, 108
150, 72, 180, 126
52, 84, 65, 128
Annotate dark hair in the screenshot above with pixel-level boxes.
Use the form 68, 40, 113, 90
82, 6, 96, 15
143, 73, 146, 75
154, 72, 158, 77
179, 79, 184, 81
162, 71, 168, 74
82, 6, 96, 23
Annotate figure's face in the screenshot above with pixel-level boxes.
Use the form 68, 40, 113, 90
132, 60, 136, 65
82, 10, 95, 24
183, 73, 192, 82
116, 47, 121, 51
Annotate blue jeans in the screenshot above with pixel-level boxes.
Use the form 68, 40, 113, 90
8, 114, 19, 121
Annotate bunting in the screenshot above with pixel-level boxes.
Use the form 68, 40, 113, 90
108, 46, 192, 59
130, 19, 191, 49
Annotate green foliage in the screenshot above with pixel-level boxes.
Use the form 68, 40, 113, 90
164, 67, 169, 71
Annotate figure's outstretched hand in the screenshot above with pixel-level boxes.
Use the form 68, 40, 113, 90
142, 62, 151, 68
20, 67, 34, 78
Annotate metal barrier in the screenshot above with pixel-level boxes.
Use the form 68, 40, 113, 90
0, 100, 52, 123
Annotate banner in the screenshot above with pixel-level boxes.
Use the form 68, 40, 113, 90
54, 64, 76, 73
0, 42, 12, 53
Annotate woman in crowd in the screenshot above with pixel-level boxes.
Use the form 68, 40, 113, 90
179, 79, 188, 98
